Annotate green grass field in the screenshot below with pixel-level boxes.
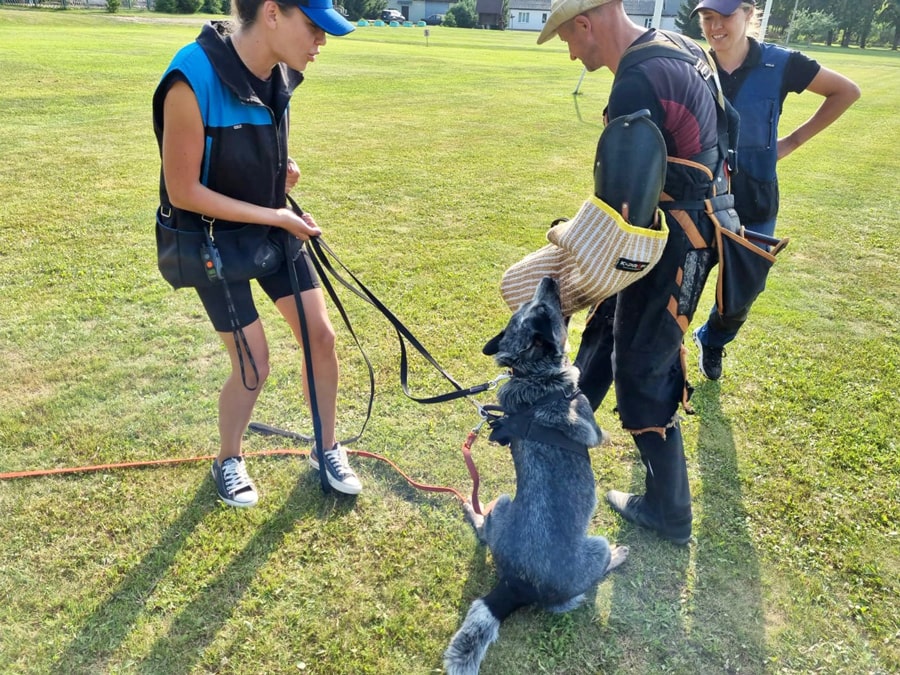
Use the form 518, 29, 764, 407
0, 8, 897, 674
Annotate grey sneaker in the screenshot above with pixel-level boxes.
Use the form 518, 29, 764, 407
211, 456, 258, 507
309, 443, 362, 495
693, 328, 725, 381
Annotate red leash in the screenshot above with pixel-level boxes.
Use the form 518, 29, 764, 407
459, 425, 485, 514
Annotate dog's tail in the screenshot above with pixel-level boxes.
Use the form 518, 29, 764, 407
443, 580, 532, 675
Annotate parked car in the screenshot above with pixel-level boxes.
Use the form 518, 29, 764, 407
424, 13, 444, 25
381, 9, 405, 23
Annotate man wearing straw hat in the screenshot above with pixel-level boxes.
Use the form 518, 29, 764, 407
535, 0, 733, 544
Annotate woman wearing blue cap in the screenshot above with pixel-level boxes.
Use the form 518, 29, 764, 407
690, 0, 860, 380
152, 0, 362, 507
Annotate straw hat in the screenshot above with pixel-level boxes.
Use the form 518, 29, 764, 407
537, 0, 615, 44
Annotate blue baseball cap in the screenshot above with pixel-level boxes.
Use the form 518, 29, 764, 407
691, 0, 753, 17
295, 0, 355, 36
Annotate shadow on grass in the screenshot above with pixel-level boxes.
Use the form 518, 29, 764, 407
603, 380, 765, 671
51, 471, 359, 674
50, 474, 217, 675
133, 478, 348, 673
572, 90, 604, 128
608, 459, 692, 671
691, 380, 766, 672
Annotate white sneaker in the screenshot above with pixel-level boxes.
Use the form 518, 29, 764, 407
309, 443, 362, 495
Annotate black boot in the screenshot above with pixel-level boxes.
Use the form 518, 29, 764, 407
606, 425, 692, 545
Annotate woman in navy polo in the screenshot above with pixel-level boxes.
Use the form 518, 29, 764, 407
690, 0, 860, 380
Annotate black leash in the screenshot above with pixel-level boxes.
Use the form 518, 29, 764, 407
284, 227, 331, 493
302, 233, 499, 405
202, 226, 260, 391
283, 196, 501, 407
247, 198, 507, 490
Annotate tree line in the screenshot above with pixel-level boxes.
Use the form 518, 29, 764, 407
144, 0, 480, 28
677, 0, 899, 49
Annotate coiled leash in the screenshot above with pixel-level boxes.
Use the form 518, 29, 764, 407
201, 220, 261, 392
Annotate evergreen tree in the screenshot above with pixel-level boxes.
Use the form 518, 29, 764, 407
675, 0, 703, 38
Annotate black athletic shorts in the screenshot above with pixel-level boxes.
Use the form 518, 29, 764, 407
195, 246, 320, 332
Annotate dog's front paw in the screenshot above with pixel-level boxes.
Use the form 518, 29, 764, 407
463, 500, 485, 530
606, 544, 629, 573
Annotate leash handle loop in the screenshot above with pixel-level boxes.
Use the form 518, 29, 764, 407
291, 212, 498, 406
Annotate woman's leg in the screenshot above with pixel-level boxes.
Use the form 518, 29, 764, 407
275, 288, 361, 494
216, 318, 271, 463
275, 288, 338, 449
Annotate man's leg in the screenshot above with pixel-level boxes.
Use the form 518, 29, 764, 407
574, 296, 617, 411
607, 425, 692, 545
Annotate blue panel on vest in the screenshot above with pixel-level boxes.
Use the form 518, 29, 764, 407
166, 43, 271, 131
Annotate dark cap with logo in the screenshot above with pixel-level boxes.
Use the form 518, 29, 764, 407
691, 0, 754, 18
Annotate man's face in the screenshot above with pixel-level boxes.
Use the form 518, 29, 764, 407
557, 15, 603, 72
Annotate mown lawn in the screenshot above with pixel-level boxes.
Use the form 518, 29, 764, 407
0, 8, 897, 674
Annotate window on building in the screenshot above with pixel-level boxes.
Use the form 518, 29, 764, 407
644, 17, 652, 27
518, 12, 530, 23
542, 12, 548, 23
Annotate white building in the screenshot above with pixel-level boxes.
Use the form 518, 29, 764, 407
480, 0, 683, 33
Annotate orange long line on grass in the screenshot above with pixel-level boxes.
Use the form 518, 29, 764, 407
0, 449, 469, 505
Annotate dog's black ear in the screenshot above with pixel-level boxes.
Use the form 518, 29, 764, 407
483, 330, 504, 355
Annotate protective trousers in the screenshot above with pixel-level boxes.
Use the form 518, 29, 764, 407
575, 160, 719, 534
635, 424, 693, 535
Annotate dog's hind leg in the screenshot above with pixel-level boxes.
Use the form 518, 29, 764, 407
581, 537, 630, 586
545, 593, 587, 614
444, 579, 530, 675
546, 541, 628, 614
605, 544, 629, 574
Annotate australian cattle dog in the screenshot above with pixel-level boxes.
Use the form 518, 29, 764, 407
443, 277, 628, 675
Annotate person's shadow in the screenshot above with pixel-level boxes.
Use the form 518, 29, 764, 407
690, 381, 767, 671
133, 477, 348, 673
50, 474, 218, 675
51, 471, 355, 675
601, 380, 766, 671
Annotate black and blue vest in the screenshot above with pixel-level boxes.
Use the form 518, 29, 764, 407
729, 42, 791, 226
153, 23, 303, 224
